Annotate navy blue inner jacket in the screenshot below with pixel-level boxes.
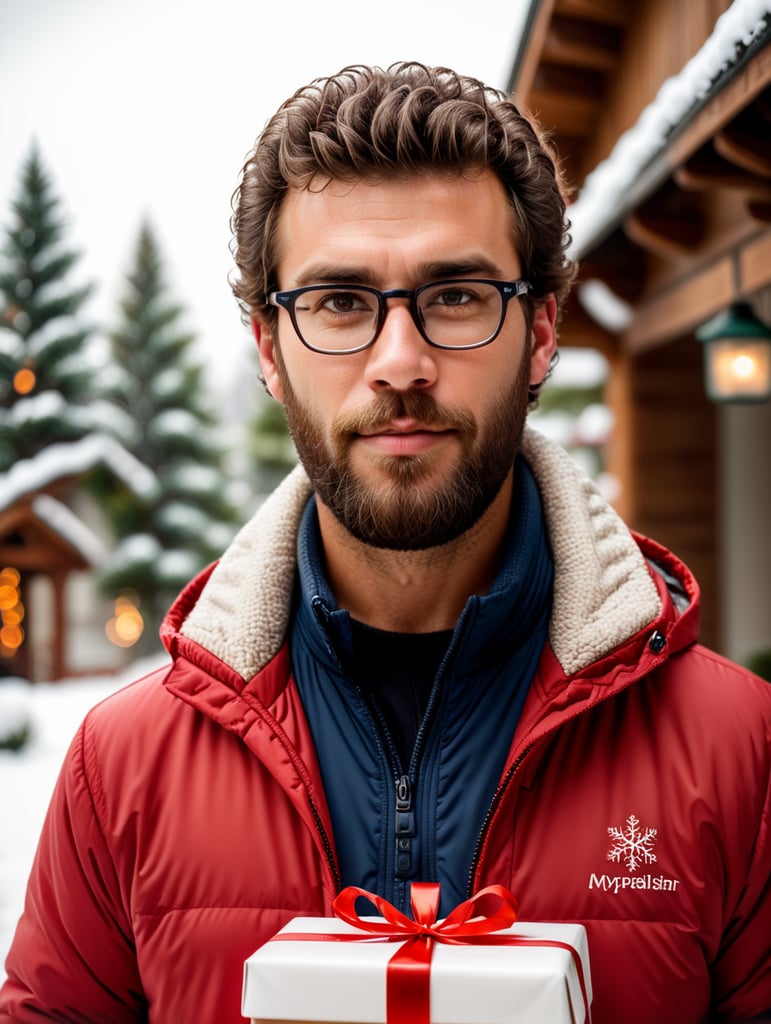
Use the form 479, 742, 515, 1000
290, 455, 553, 916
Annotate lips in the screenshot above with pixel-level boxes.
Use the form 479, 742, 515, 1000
356, 418, 450, 439
332, 392, 476, 453
354, 421, 456, 456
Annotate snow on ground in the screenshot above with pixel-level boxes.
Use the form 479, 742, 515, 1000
0, 656, 168, 981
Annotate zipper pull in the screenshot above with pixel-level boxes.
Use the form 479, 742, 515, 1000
395, 774, 414, 878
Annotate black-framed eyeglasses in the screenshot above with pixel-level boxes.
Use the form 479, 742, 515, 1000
267, 278, 532, 355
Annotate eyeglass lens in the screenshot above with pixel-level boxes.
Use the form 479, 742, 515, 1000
293, 281, 505, 351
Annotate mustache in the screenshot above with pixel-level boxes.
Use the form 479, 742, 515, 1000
332, 390, 476, 440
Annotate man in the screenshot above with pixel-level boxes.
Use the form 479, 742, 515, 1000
1, 63, 769, 1024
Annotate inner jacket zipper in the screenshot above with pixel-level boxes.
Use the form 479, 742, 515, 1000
394, 772, 415, 878
360, 692, 421, 898
307, 597, 418, 910
360, 635, 456, 912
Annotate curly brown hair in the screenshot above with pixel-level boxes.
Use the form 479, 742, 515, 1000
231, 62, 576, 335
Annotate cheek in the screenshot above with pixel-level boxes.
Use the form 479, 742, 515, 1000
293, 359, 370, 417
281, 364, 352, 438
474, 346, 529, 404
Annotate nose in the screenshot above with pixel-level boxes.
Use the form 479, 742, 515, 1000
364, 299, 438, 393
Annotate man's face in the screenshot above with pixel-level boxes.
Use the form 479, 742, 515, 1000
256, 170, 557, 550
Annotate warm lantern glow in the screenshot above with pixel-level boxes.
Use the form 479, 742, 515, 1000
706, 341, 770, 399
697, 304, 771, 403
13, 367, 36, 395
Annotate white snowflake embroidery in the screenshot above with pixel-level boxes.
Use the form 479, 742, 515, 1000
607, 814, 657, 872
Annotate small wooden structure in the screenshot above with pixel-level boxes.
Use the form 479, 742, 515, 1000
0, 494, 92, 680
0, 435, 156, 680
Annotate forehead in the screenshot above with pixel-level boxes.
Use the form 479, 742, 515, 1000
272, 170, 521, 286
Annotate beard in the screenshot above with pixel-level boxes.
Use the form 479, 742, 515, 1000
275, 350, 531, 551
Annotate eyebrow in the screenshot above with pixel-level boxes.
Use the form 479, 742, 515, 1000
293, 265, 373, 287
292, 255, 508, 289
419, 257, 506, 280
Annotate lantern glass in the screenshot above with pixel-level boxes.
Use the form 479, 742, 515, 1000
697, 303, 771, 404
704, 339, 771, 402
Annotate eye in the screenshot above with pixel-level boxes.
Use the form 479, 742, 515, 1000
318, 289, 375, 315
432, 286, 474, 307
420, 281, 488, 314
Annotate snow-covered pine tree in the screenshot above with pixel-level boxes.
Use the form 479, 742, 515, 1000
0, 145, 102, 471
247, 391, 297, 495
99, 222, 238, 640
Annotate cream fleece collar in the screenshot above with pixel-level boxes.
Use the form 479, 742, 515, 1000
181, 427, 662, 680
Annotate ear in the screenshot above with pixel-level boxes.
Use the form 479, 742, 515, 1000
529, 294, 558, 387
251, 316, 285, 403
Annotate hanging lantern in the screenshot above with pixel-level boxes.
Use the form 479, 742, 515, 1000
696, 303, 771, 403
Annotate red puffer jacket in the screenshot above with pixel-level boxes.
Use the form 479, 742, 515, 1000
2, 430, 769, 1023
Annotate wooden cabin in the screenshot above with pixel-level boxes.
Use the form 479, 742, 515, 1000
510, 0, 771, 662
0, 436, 156, 680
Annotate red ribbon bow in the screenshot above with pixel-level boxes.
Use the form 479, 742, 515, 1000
333, 882, 520, 1024
274, 883, 590, 1023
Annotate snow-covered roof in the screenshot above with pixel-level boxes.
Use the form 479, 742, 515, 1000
568, 0, 771, 258
0, 434, 157, 514
31, 493, 109, 567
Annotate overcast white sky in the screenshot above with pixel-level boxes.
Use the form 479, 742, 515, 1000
0, 0, 530, 404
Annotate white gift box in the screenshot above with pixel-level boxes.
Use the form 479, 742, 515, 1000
242, 914, 592, 1024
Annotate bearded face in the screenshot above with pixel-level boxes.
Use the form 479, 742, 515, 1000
273, 344, 531, 550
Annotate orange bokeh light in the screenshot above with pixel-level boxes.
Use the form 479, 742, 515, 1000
13, 368, 36, 395
0, 624, 24, 650
0, 567, 24, 658
105, 595, 144, 648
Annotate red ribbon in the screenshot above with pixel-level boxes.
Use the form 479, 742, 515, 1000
272, 882, 591, 1023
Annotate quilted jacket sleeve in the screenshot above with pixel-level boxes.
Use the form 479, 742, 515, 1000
0, 722, 146, 1022
711, 711, 771, 1024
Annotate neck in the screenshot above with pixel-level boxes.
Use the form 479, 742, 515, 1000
316, 472, 514, 633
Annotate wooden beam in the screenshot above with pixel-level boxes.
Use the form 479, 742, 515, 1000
675, 145, 771, 199
555, 0, 628, 26
747, 200, 771, 222
544, 15, 622, 72
533, 62, 606, 100
757, 84, 771, 121
0, 506, 28, 536
622, 257, 734, 353
513, 0, 558, 97
526, 92, 600, 137
715, 120, 771, 177
624, 206, 704, 260
740, 230, 771, 293
0, 548, 53, 571
528, 97, 601, 140
0, 523, 90, 572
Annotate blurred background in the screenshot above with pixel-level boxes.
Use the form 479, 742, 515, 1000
1, 0, 770, 973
